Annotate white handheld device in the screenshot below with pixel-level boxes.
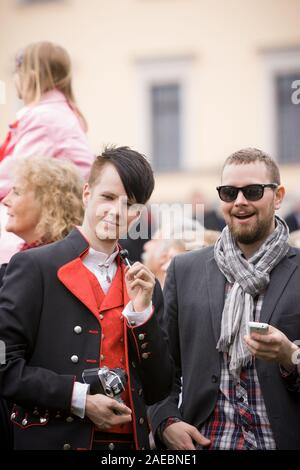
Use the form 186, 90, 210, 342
248, 321, 269, 335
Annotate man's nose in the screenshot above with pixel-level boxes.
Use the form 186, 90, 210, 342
234, 189, 248, 205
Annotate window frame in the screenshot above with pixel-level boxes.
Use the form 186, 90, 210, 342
263, 48, 300, 163
135, 56, 195, 173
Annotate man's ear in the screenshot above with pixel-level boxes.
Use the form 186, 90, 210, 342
82, 183, 91, 209
274, 185, 285, 210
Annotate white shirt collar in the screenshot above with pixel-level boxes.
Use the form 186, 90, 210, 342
86, 246, 119, 268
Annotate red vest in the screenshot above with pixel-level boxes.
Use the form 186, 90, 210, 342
83, 260, 133, 435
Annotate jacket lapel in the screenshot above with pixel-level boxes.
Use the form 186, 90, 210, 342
205, 255, 226, 343
260, 249, 298, 324
57, 229, 132, 317
205, 247, 298, 340
57, 258, 99, 318
57, 227, 100, 318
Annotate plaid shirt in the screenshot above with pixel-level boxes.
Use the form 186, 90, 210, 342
199, 287, 277, 450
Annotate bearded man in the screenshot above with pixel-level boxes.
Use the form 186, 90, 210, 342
149, 147, 300, 450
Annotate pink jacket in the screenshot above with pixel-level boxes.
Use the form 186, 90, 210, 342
0, 89, 94, 199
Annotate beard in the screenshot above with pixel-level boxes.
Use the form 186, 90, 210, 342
228, 211, 274, 245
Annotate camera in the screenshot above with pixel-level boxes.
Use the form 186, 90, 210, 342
82, 366, 127, 402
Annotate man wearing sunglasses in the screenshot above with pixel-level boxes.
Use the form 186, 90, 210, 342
149, 147, 300, 450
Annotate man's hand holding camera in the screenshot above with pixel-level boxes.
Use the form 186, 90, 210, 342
85, 394, 132, 430
125, 262, 155, 312
84, 262, 156, 429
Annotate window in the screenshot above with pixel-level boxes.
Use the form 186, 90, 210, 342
136, 57, 194, 173
263, 48, 300, 164
17, 0, 62, 4
275, 73, 300, 163
151, 83, 181, 172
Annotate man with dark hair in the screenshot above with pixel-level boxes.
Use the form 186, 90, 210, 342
149, 147, 300, 450
0, 146, 173, 450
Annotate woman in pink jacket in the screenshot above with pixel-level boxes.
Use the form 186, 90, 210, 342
0, 41, 94, 262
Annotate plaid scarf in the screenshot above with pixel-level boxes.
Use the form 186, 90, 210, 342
214, 215, 289, 378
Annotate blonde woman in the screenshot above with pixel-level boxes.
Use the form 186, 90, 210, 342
0, 41, 93, 262
0, 155, 84, 449
1, 156, 84, 269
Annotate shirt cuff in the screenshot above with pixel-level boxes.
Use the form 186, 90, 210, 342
280, 348, 300, 377
122, 301, 152, 327
280, 364, 297, 377
71, 381, 90, 418
157, 417, 182, 442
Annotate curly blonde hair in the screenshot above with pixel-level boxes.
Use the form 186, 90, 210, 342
14, 156, 84, 243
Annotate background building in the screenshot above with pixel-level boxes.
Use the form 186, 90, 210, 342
0, 0, 300, 212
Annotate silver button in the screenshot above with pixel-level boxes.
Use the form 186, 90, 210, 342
22, 419, 28, 426
141, 343, 147, 350
138, 388, 143, 396
33, 408, 39, 416
40, 417, 47, 424
131, 361, 136, 368
102, 334, 105, 340
99, 314, 104, 320
55, 412, 61, 419
101, 354, 105, 361
130, 321, 136, 326
138, 334, 145, 341
139, 417, 144, 425
71, 355, 79, 363
63, 443, 71, 450
66, 416, 74, 423
142, 353, 149, 359
108, 443, 115, 450
74, 326, 82, 334
11, 413, 16, 420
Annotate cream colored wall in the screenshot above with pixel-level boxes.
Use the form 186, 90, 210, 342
0, 0, 300, 206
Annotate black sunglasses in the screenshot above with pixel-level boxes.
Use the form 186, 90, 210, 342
216, 184, 278, 202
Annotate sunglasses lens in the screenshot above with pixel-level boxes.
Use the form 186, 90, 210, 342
218, 185, 265, 202
242, 185, 263, 201
219, 187, 238, 202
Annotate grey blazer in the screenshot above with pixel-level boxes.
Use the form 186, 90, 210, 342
149, 246, 300, 450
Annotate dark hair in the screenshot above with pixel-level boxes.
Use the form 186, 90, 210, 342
88, 146, 155, 204
223, 147, 281, 185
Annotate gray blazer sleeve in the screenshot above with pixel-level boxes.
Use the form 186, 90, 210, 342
148, 258, 183, 440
